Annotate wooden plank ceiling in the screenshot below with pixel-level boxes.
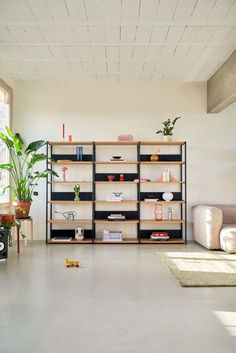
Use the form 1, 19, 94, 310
0, 0, 235, 82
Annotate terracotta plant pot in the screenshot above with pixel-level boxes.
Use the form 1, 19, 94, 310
163, 135, 172, 142
13, 201, 31, 218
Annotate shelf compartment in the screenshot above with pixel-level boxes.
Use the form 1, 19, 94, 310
51, 154, 92, 162
140, 141, 185, 146
95, 173, 138, 182
95, 200, 138, 204
48, 239, 93, 244
95, 161, 138, 164
140, 239, 184, 244
141, 220, 184, 224
140, 154, 181, 162
95, 210, 138, 220
49, 161, 92, 165
140, 192, 182, 202
49, 181, 92, 184
140, 200, 184, 204
94, 220, 139, 224
140, 161, 184, 165
140, 181, 184, 184
51, 192, 92, 201
95, 141, 138, 145
49, 201, 92, 204
94, 239, 139, 244
48, 141, 93, 146
48, 220, 92, 224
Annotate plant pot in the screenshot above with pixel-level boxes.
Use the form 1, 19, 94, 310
13, 201, 31, 218
163, 135, 172, 142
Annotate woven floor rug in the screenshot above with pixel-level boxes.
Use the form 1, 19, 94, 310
157, 251, 236, 287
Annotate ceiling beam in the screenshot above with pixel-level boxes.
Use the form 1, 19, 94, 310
0, 43, 233, 47
207, 50, 236, 113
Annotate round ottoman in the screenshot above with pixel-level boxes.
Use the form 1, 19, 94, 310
220, 225, 236, 253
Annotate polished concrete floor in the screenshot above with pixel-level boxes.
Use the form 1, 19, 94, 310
1, 241, 236, 353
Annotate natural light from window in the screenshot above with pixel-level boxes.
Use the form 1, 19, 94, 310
214, 311, 236, 337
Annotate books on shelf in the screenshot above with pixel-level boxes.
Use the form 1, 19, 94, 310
150, 232, 169, 241
134, 178, 151, 182
108, 214, 126, 221
144, 198, 159, 202
103, 229, 123, 241
51, 237, 72, 242
106, 196, 123, 202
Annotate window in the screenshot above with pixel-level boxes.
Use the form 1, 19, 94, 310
0, 81, 11, 204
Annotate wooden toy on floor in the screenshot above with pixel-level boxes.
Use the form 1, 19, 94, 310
66, 258, 80, 267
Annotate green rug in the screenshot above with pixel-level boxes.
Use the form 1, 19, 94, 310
157, 251, 236, 287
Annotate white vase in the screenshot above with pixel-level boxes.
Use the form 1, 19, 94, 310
163, 135, 172, 142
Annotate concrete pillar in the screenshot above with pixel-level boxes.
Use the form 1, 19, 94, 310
207, 50, 236, 113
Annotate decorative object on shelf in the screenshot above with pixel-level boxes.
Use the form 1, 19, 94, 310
162, 192, 174, 201
66, 258, 80, 267
134, 178, 151, 182
118, 134, 133, 142
106, 192, 123, 202
110, 155, 124, 161
68, 135, 72, 142
168, 207, 173, 221
144, 197, 159, 202
154, 204, 163, 221
157, 171, 177, 182
75, 226, 84, 240
150, 148, 160, 162
107, 175, 115, 182
52, 237, 72, 242
61, 167, 68, 182
76, 146, 83, 161
62, 123, 65, 141
108, 214, 126, 221
150, 232, 169, 241
103, 229, 123, 242
0, 126, 58, 218
119, 174, 124, 181
0, 214, 24, 247
156, 117, 181, 142
0, 229, 8, 259
55, 211, 76, 221
73, 184, 80, 201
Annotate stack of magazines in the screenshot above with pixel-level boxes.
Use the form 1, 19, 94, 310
103, 229, 123, 242
150, 232, 169, 241
106, 195, 123, 202
108, 214, 126, 221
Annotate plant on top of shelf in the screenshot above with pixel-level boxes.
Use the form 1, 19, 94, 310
156, 117, 181, 142
73, 184, 80, 201
0, 126, 58, 218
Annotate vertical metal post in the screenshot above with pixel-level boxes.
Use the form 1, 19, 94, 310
49, 144, 53, 240
184, 142, 187, 244
92, 142, 95, 244
180, 144, 183, 241
137, 142, 140, 243
46, 142, 48, 244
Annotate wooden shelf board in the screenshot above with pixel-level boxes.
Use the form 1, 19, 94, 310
95, 200, 138, 204
95, 181, 136, 184
49, 161, 92, 165
49, 181, 92, 184
95, 161, 138, 164
48, 141, 92, 145
141, 201, 184, 204
48, 201, 92, 204
140, 161, 184, 165
141, 220, 184, 224
94, 239, 138, 244
140, 239, 185, 244
140, 181, 184, 184
94, 220, 139, 224
95, 141, 138, 145
140, 141, 185, 146
48, 239, 92, 244
48, 219, 92, 224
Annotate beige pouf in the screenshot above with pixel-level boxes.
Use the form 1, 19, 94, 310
220, 225, 236, 253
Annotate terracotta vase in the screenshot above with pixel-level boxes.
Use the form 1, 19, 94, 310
13, 201, 31, 218
150, 153, 158, 162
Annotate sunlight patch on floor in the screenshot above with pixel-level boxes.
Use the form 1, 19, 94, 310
214, 311, 236, 337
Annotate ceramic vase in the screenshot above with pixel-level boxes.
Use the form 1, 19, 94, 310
163, 135, 172, 142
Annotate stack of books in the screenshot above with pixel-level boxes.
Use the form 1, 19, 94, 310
150, 232, 169, 241
103, 229, 123, 242
118, 134, 133, 142
107, 214, 126, 221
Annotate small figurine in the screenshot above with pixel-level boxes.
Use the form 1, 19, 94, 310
66, 258, 80, 267
61, 167, 68, 182
150, 148, 160, 162
119, 174, 124, 182
107, 175, 115, 182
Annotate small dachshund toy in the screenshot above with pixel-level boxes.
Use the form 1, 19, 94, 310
66, 258, 80, 267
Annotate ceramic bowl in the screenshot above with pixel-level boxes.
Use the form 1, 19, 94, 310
162, 192, 174, 201
112, 192, 123, 198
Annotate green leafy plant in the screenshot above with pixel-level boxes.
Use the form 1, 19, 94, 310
156, 117, 181, 136
0, 126, 58, 201
0, 213, 25, 247
73, 184, 80, 201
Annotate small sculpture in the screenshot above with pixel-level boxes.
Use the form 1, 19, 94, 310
61, 167, 68, 182
154, 204, 163, 221
119, 174, 124, 182
107, 175, 115, 182
66, 258, 80, 267
73, 184, 80, 201
150, 149, 160, 162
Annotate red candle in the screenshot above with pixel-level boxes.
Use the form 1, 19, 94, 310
62, 123, 65, 140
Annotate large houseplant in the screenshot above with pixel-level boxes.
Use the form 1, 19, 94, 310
0, 126, 58, 217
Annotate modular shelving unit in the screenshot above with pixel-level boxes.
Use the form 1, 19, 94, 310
46, 141, 187, 244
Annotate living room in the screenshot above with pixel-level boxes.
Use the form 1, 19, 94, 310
0, 1, 236, 352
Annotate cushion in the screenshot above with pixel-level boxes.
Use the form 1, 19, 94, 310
220, 225, 236, 253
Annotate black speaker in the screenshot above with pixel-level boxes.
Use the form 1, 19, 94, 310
0, 229, 8, 259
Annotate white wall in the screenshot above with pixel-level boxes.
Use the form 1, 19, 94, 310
14, 81, 236, 240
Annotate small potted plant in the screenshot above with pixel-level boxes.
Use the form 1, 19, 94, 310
0, 213, 24, 246
156, 117, 181, 142
73, 184, 80, 201
0, 126, 58, 218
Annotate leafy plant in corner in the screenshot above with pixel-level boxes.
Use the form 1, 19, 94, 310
0, 126, 58, 218
156, 117, 181, 136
